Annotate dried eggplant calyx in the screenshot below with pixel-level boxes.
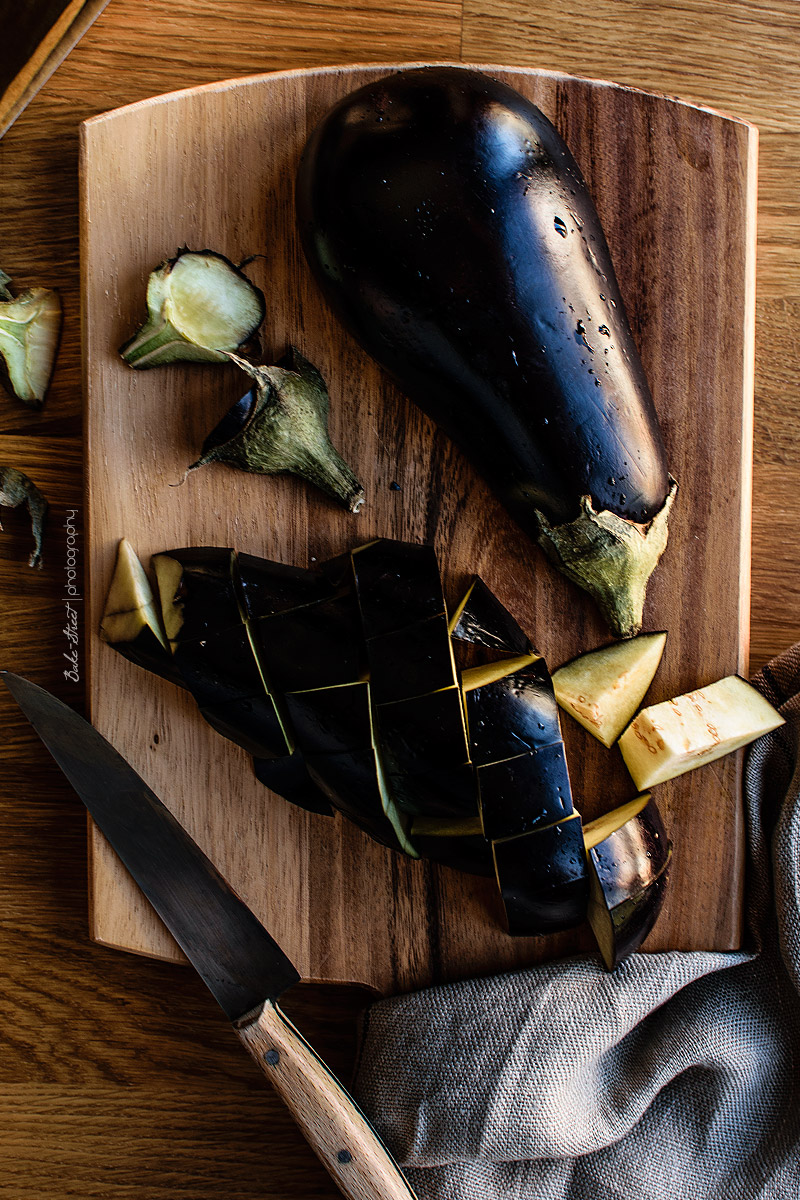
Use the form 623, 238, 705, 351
0, 270, 62, 408
0, 465, 48, 568
119, 250, 266, 368
189, 347, 366, 513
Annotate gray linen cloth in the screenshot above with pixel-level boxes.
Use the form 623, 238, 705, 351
354, 646, 800, 1198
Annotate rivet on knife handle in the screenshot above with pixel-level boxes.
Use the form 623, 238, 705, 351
237, 1000, 417, 1200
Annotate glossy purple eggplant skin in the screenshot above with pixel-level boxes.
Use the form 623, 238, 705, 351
296, 66, 670, 529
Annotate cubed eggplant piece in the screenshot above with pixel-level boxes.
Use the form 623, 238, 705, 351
449, 576, 533, 655
552, 631, 667, 748
410, 813, 491, 876
112, 634, 188, 689
463, 655, 561, 766
412, 833, 494, 876
306, 746, 413, 854
584, 794, 670, 910
351, 539, 445, 638
152, 548, 242, 643
618, 676, 785, 789
236, 552, 334, 619
377, 685, 468, 775
493, 814, 589, 936
367, 613, 455, 703
253, 590, 364, 692
319, 551, 353, 588
477, 742, 573, 841
253, 750, 334, 816
200, 690, 292, 760
588, 852, 672, 970
99, 540, 186, 688
172, 623, 266, 707
388, 762, 479, 820
285, 680, 373, 755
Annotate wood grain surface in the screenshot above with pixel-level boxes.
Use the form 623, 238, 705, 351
3, 2, 800, 1197
83, 64, 754, 984
0, 0, 111, 137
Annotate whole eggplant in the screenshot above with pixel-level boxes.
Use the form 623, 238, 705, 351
296, 66, 677, 637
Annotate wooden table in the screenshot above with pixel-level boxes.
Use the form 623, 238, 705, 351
1, 3, 799, 1196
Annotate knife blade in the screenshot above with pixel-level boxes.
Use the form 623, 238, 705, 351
2, 671, 417, 1200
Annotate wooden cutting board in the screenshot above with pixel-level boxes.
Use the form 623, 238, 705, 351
80, 63, 757, 996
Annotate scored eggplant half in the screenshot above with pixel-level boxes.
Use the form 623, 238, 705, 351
297, 66, 676, 637
253, 749, 334, 817
100, 536, 682, 947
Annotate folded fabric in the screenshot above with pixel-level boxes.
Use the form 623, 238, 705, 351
354, 646, 800, 1199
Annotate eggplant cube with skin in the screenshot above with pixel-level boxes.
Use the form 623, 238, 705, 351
583, 794, 671, 969
589, 853, 672, 970
307, 744, 414, 855
284, 680, 374, 756
253, 749, 334, 816
366, 613, 456, 704
351, 538, 446, 638
463, 654, 561, 766
388, 762, 479, 822
376, 685, 469, 776
618, 675, 785, 790
236, 553, 335, 620
493, 813, 589, 937
449, 576, 534, 657
477, 742, 573, 841
200, 690, 294, 760
152, 547, 243, 645
252, 589, 364, 693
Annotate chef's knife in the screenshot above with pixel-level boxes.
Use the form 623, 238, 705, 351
1, 671, 417, 1200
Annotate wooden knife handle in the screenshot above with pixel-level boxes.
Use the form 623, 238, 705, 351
235, 999, 418, 1200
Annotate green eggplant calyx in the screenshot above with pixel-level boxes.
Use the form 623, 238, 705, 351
189, 349, 366, 514
0, 282, 62, 408
535, 476, 678, 639
0, 465, 48, 568
119, 250, 265, 368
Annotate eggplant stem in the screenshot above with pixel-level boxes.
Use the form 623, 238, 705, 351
535, 477, 678, 638
0, 465, 48, 567
119, 318, 227, 367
